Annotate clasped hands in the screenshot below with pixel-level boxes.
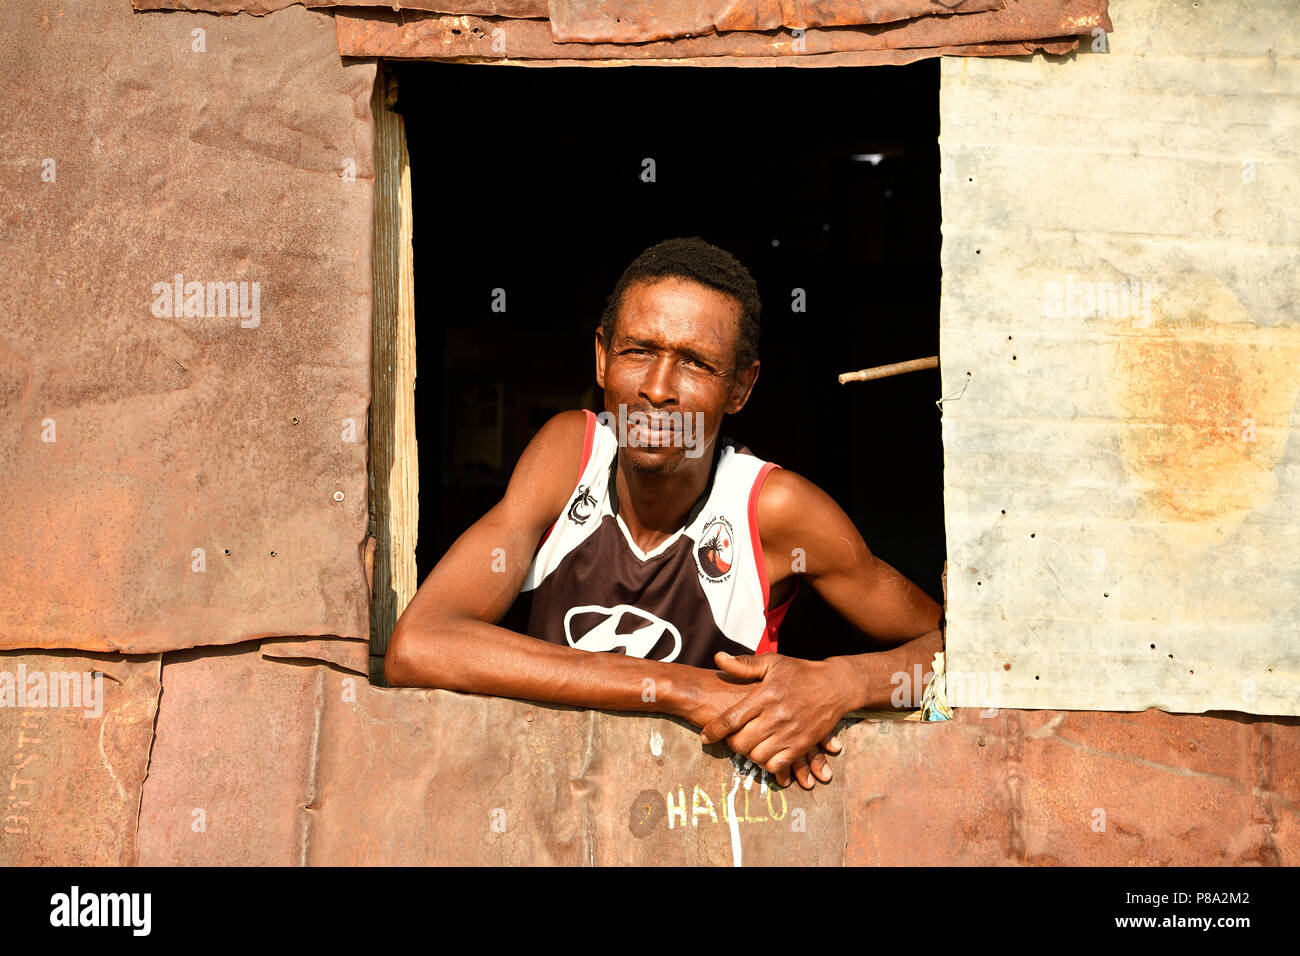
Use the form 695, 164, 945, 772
685, 651, 857, 792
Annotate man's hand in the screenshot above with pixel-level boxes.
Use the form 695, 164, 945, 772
671, 665, 760, 731
783, 734, 843, 790
674, 657, 842, 790
698, 651, 857, 789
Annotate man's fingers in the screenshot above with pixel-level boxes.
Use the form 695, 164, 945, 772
713, 651, 772, 682
820, 733, 843, 754
742, 731, 785, 770
810, 751, 833, 783
741, 734, 797, 778
792, 752, 814, 790
699, 693, 766, 745
762, 748, 799, 780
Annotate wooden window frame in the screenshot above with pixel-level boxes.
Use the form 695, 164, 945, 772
368, 64, 418, 682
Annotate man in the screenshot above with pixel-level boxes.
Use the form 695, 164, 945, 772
386, 237, 943, 791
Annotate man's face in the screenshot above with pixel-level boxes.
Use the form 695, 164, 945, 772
596, 277, 759, 476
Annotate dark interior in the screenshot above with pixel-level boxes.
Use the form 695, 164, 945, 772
395, 60, 945, 660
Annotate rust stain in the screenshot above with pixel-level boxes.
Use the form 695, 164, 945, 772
0, 478, 143, 647
628, 787, 664, 837
1107, 275, 1300, 538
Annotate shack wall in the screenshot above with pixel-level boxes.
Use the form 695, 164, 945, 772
940, 0, 1300, 715
0, 0, 375, 662
0, 0, 1296, 866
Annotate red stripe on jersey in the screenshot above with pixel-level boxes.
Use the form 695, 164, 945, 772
759, 584, 798, 655
748, 461, 796, 655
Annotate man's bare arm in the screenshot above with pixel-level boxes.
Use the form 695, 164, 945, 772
384, 411, 755, 727
766, 467, 942, 707
698, 468, 943, 781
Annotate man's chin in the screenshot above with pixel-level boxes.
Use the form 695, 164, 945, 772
622, 444, 688, 476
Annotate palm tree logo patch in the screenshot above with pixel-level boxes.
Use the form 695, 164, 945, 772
696, 516, 735, 581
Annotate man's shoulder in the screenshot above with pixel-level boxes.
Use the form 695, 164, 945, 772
532, 409, 593, 451
504, 410, 595, 516
755, 467, 874, 584
754, 468, 845, 548
755, 466, 811, 524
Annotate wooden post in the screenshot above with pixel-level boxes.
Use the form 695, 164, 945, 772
369, 64, 419, 682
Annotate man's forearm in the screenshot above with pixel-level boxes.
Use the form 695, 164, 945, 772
385, 615, 725, 723
827, 628, 944, 712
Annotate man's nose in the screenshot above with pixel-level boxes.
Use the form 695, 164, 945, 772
639, 354, 679, 406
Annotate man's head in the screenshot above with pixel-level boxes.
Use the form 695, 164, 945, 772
599, 237, 761, 373
595, 238, 762, 476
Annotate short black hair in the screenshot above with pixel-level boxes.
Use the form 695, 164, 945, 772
600, 237, 761, 372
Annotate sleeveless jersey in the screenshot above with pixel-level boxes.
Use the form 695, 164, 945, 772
519, 409, 796, 669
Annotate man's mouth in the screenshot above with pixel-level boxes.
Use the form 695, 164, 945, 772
628, 411, 684, 447
630, 426, 679, 446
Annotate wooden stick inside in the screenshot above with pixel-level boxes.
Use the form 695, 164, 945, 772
838, 355, 939, 384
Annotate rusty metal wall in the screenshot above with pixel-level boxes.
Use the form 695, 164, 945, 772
0, 650, 161, 866
130, 0, 1107, 63
0, 1, 375, 659
131, 0, 1000, 30
5, 643, 1296, 865
939, 0, 1300, 715
546, 0, 1005, 43
336, 1, 1107, 61
403, 40, 1081, 68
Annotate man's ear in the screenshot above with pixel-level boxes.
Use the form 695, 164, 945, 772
594, 327, 607, 389
726, 360, 760, 414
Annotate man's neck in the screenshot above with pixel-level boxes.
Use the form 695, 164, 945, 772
614, 439, 721, 552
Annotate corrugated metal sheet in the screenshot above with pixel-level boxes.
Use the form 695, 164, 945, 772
938, 0, 1300, 714
260, 636, 369, 674
0, 651, 161, 866
445, 41, 1081, 68
844, 706, 1300, 864
136, 644, 325, 865
128, 0, 1012, 32
337, 1, 1108, 59
448, 41, 1079, 67
133, 644, 848, 864
0, 1, 375, 657
125, 646, 1300, 864
0, 640, 1288, 865
134, 0, 1107, 63
131, 0, 550, 16
547, 0, 1003, 43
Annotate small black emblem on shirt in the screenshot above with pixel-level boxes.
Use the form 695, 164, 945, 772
567, 484, 596, 525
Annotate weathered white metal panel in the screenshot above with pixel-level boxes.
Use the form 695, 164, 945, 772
939, 0, 1300, 714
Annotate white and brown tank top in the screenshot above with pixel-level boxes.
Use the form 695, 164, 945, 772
519, 409, 796, 669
